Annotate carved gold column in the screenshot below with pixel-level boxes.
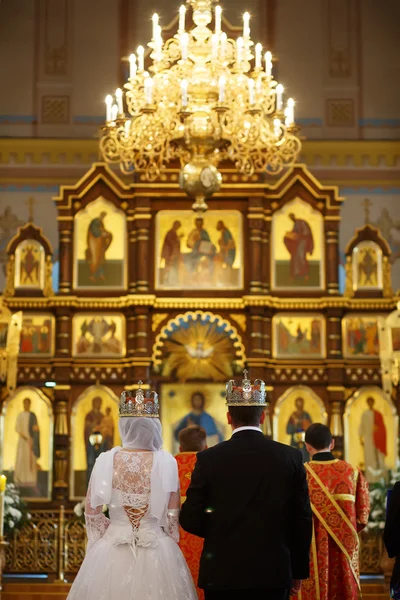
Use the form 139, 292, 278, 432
327, 309, 342, 360
53, 386, 70, 501
134, 201, 151, 293
135, 308, 150, 355
58, 221, 73, 295
327, 387, 345, 459
127, 309, 136, 358
248, 199, 265, 294
261, 228, 270, 294
249, 309, 264, 356
326, 226, 340, 296
128, 219, 137, 294
56, 309, 72, 358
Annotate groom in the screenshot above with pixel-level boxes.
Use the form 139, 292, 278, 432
180, 371, 313, 600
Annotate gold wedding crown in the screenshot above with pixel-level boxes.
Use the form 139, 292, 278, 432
226, 370, 267, 406
119, 381, 159, 418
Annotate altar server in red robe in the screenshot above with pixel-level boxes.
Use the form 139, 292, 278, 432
293, 423, 370, 600
176, 426, 207, 599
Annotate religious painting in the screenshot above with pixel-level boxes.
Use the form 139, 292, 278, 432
19, 313, 55, 357
342, 314, 380, 359
0, 387, 53, 501
273, 386, 327, 463
352, 241, 383, 291
155, 210, 243, 290
161, 383, 229, 455
14, 239, 45, 290
153, 311, 245, 382
271, 198, 324, 291
71, 385, 120, 498
72, 313, 125, 358
272, 314, 325, 359
344, 386, 398, 485
73, 197, 126, 290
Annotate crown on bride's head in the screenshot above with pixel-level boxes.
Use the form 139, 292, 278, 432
119, 382, 159, 418
226, 370, 267, 406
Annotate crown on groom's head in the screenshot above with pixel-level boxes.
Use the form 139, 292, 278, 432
226, 370, 267, 407
119, 381, 159, 418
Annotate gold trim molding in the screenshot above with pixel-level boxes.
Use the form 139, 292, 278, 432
0, 139, 399, 172
2, 294, 399, 311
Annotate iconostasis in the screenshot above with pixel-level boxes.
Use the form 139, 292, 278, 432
0, 163, 398, 506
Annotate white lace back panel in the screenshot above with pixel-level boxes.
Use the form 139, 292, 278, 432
112, 451, 153, 529
85, 450, 180, 550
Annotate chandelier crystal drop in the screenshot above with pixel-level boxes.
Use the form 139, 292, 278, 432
100, 0, 302, 212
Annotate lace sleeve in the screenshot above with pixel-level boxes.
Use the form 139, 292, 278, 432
85, 470, 110, 552
165, 491, 180, 543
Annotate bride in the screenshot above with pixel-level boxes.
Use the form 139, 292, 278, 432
67, 385, 198, 600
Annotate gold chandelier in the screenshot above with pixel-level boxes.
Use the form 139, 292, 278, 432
100, 0, 302, 211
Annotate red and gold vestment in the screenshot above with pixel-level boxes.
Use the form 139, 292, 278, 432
176, 452, 204, 600
295, 458, 370, 600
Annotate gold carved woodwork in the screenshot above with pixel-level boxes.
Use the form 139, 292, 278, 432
383, 256, 393, 298
151, 313, 168, 333
344, 256, 353, 297
229, 313, 247, 332
44, 256, 54, 297
4, 256, 15, 297
54, 450, 68, 489
54, 400, 69, 435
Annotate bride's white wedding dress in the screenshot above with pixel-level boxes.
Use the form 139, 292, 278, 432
67, 449, 198, 600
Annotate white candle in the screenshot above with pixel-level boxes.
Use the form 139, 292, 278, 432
212, 34, 219, 61
286, 98, 295, 126
219, 76, 226, 103
105, 94, 113, 122
180, 32, 189, 60
255, 43, 262, 70
215, 5, 222, 35
115, 88, 123, 116
137, 46, 145, 71
129, 53, 137, 79
179, 5, 186, 34
144, 77, 153, 104
274, 118, 281, 138
125, 120, 131, 136
236, 37, 244, 66
248, 78, 255, 105
181, 79, 188, 107
152, 13, 159, 41
243, 12, 250, 39
111, 104, 118, 121
220, 32, 227, 61
276, 84, 284, 110
155, 25, 163, 60
265, 51, 272, 76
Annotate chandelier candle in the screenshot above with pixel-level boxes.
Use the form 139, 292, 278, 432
137, 45, 144, 71
100, 0, 301, 212
179, 5, 186, 34
129, 53, 137, 79
243, 12, 250, 39
105, 94, 112, 122
215, 4, 222, 35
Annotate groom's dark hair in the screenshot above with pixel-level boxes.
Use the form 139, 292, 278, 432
305, 423, 332, 450
228, 406, 264, 427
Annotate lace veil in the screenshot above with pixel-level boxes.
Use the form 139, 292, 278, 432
90, 417, 178, 522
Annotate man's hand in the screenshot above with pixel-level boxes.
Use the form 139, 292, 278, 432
289, 579, 301, 596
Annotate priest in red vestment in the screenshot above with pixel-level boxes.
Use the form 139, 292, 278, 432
176, 426, 207, 600
293, 423, 370, 600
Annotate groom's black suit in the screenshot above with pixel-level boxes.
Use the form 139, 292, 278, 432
180, 429, 312, 599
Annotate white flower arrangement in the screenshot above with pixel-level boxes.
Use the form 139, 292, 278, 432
73, 501, 109, 523
3, 481, 31, 536
364, 462, 400, 533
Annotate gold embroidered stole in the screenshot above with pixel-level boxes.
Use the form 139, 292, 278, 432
305, 463, 361, 591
